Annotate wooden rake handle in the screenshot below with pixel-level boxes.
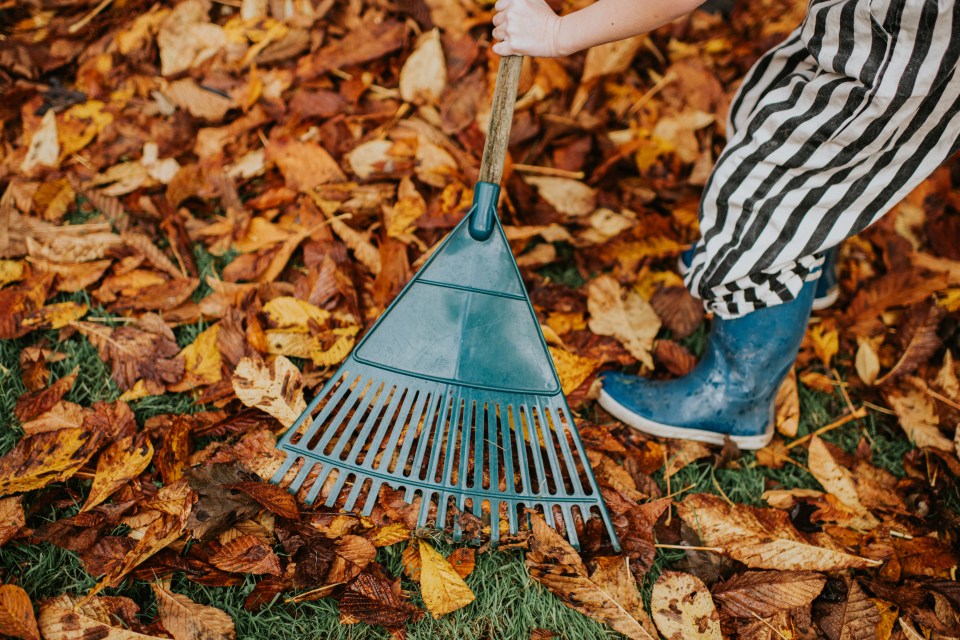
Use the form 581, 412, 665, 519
478, 55, 524, 185
468, 55, 523, 241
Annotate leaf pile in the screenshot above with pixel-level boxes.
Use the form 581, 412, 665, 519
1, 0, 960, 638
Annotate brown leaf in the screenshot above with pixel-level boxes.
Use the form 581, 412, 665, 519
152, 583, 236, 640
210, 535, 281, 576
883, 377, 954, 451
446, 548, 475, 580
82, 433, 154, 511
338, 565, 422, 629
268, 137, 345, 192
807, 436, 879, 530
841, 270, 948, 335
401, 542, 422, 582
19, 400, 87, 436
399, 29, 446, 105
774, 368, 800, 437
13, 369, 77, 423
229, 482, 299, 520
0, 584, 40, 640
78, 316, 183, 391
676, 494, 878, 571
813, 578, 880, 640
525, 516, 655, 640
653, 339, 697, 376
875, 302, 944, 385
712, 571, 826, 618
649, 286, 704, 339
185, 464, 261, 541
589, 556, 657, 638
296, 20, 406, 81
651, 571, 721, 640
0, 275, 51, 340
0, 496, 25, 545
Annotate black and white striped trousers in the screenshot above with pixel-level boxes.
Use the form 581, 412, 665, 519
685, 0, 960, 318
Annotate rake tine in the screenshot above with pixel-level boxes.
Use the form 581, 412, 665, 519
305, 465, 335, 504
290, 460, 316, 497
545, 404, 585, 495
561, 505, 579, 549
490, 500, 501, 546
344, 384, 404, 467
324, 469, 353, 508
270, 453, 298, 485
417, 490, 434, 528
520, 405, 547, 496
406, 391, 443, 478
294, 372, 355, 450
328, 381, 390, 461
532, 403, 565, 496
509, 405, 532, 500
309, 376, 371, 455
486, 404, 501, 497
435, 396, 464, 527
373, 388, 421, 475
471, 401, 485, 493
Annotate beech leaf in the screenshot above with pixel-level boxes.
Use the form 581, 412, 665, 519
0, 585, 40, 640
418, 540, 475, 618
651, 571, 721, 640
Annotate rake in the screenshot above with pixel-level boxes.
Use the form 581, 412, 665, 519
271, 56, 620, 552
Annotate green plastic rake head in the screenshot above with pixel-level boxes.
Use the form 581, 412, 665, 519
271, 56, 620, 552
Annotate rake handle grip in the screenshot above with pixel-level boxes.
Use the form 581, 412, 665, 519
470, 55, 523, 241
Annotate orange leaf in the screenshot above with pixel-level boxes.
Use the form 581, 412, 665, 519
0, 584, 40, 640
210, 534, 281, 576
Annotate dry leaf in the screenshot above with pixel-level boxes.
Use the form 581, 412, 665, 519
812, 577, 879, 640
525, 516, 655, 640
589, 556, 657, 638
810, 324, 839, 369
712, 571, 825, 618
337, 566, 422, 629
82, 433, 154, 511
229, 482, 299, 520
39, 595, 164, 640
14, 369, 78, 423
807, 436, 879, 530
548, 347, 600, 395
649, 286, 704, 339
0, 584, 39, 640
152, 583, 236, 640
232, 357, 307, 429
399, 29, 446, 105
0, 497, 25, 545
588, 275, 661, 369
677, 493, 877, 571
20, 400, 87, 436
168, 324, 223, 392
0, 424, 102, 497
21, 110, 59, 174
419, 540, 475, 618
210, 534, 281, 576
883, 377, 954, 451
446, 548, 476, 580
774, 368, 800, 437
651, 571, 721, 640
855, 337, 881, 386
524, 177, 596, 218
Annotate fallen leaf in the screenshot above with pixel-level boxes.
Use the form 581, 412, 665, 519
268, 137, 345, 192
168, 324, 223, 392
337, 565, 422, 629
651, 571, 721, 640
232, 357, 306, 429
807, 436, 879, 530
38, 595, 163, 640
21, 110, 59, 174
525, 516, 655, 639
813, 577, 879, 640
19, 400, 86, 436
0, 423, 102, 497
446, 548, 476, 580
589, 556, 657, 638
588, 275, 661, 369
419, 540, 475, 618
711, 571, 826, 618
229, 482, 300, 520
855, 337, 880, 386
82, 433, 154, 511
0, 584, 39, 640
210, 534, 281, 576
649, 286, 704, 339
677, 493, 877, 571
14, 368, 77, 423
810, 324, 839, 369
399, 29, 446, 105
0, 260, 25, 287
524, 177, 596, 218
774, 368, 800, 437
152, 583, 236, 640
875, 302, 944, 385
883, 377, 954, 451
0, 497, 25, 545
548, 347, 600, 394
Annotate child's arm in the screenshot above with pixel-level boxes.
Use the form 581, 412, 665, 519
492, 0, 708, 58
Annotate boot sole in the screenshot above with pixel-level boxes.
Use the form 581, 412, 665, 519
598, 389, 775, 450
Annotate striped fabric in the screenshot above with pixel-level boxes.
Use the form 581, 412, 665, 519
685, 0, 960, 318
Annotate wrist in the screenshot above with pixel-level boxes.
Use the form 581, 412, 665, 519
552, 14, 574, 56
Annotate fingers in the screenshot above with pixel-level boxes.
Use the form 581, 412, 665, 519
492, 24, 506, 41
492, 11, 506, 26
494, 0, 513, 10
492, 41, 513, 56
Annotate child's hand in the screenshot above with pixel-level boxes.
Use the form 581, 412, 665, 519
491, 0, 566, 57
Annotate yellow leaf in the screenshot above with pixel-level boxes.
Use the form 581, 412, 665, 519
31, 179, 74, 222
807, 436, 879, 530
21, 301, 87, 332
0, 425, 102, 496
524, 176, 596, 218
0, 584, 40, 640
262, 296, 330, 330
82, 433, 154, 512
548, 347, 600, 395
418, 540, 475, 618
385, 177, 426, 238
234, 217, 290, 253
810, 324, 839, 368
367, 523, 411, 548
118, 379, 155, 403
21, 110, 59, 174
168, 324, 223, 391
59, 101, 114, 159
774, 368, 800, 438
40, 595, 164, 639
0, 260, 24, 287
651, 572, 721, 640
232, 356, 306, 429
855, 337, 881, 385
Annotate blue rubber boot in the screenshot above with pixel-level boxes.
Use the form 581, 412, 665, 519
598, 279, 817, 449
678, 245, 839, 309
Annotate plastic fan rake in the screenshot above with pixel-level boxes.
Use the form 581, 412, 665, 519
270, 56, 620, 552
